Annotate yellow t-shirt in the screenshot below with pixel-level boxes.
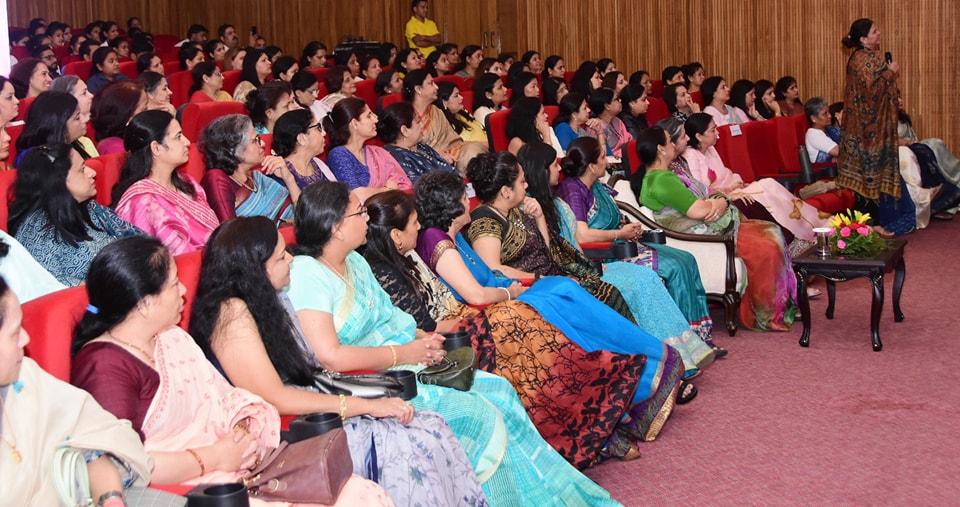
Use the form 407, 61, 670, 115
405, 16, 439, 57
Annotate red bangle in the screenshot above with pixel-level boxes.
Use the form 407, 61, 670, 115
186, 448, 206, 477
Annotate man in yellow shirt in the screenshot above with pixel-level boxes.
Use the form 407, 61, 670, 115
405, 0, 442, 58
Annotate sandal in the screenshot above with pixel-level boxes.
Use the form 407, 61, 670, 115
676, 380, 698, 405
709, 343, 729, 359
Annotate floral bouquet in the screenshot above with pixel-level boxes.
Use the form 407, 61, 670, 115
828, 209, 886, 257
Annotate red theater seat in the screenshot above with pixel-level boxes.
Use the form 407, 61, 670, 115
63, 61, 94, 81
624, 140, 640, 176
0, 170, 17, 231
181, 144, 206, 182
380, 93, 404, 111
166, 70, 194, 108
715, 124, 757, 183
180, 101, 248, 142
774, 115, 808, 174
434, 75, 469, 92
163, 61, 181, 76
90, 152, 127, 206
690, 91, 705, 110
646, 97, 670, 125
486, 108, 511, 152
742, 119, 792, 180
308, 67, 330, 84
118, 61, 139, 80
22, 286, 89, 381
460, 90, 474, 113
151, 34, 180, 53
221, 70, 242, 95
544, 105, 559, 126
650, 80, 664, 98
563, 71, 575, 85
174, 250, 204, 330
13, 96, 36, 122
355, 79, 378, 111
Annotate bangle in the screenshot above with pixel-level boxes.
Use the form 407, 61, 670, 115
614, 230, 619, 240
97, 490, 124, 507
498, 287, 511, 300
186, 448, 205, 477
388, 345, 398, 368
338, 394, 347, 421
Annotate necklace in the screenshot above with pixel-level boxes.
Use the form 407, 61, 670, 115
317, 256, 374, 309
0, 395, 20, 463
231, 173, 258, 193
105, 331, 156, 367
488, 204, 527, 232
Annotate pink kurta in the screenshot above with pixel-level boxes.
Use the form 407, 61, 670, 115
683, 146, 829, 241
116, 176, 220, 255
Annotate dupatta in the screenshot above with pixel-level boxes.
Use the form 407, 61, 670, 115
115, 177, 220, 255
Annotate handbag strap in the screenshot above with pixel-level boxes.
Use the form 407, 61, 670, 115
52, 446, 92, 506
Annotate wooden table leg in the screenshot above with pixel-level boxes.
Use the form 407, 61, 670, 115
870, 270, 884, 351
893, 257, 905, 322
825, 279, 836, 319
796, 268, 811, 347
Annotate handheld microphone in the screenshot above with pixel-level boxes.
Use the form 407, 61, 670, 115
885, 51, 893, 64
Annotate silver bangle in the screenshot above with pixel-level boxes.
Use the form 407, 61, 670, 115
498, 287, 511, 300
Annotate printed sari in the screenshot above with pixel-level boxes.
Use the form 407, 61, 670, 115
419, 105, 487, 173
326, 145, 414, 191
115, 177, 220, 255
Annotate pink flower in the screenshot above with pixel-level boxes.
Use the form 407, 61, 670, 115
837, 239, 847, 249
858, 226, 870, 236
840, 227, 851, 238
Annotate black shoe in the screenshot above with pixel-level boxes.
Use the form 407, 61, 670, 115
677, 380, 698, 405
709, 343, 729, 359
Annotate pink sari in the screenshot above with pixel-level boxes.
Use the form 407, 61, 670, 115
683, 146, 829, 241
115, 177, 221, 255
364, 145, 414, 191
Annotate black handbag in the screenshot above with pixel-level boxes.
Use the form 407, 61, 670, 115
416, 344, 476, 392
314, 369, 417, 400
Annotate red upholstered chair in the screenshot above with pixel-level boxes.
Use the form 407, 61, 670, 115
166, 70, 194, 108
11, 46, 31, 61
279, 224, 296, 246
163, 61, 181, 76
801, 188, 856, 214
22, 286, 89, 381
180, 101, 248, 142
742, 119, 791, 180
174, 250, 204, 331
181, 144, 206, 182
485, 108, 511, 152
650, 79, 665, 98
221, 70, 242, 95
308, 67, 330, 84
715, 124, 757, 183
462, 78, 475, 92
0, 170, 17, 231
623, 140, 640, 176
260, 133, 273, 154
355, 79, 378, 111
434, 75, 468, 92
544, 105, 559, 126
774, 114, 808, 174
5, 124, 24, 167
63, 61, 94, 81
690, 91, 705, 110
13, 96, 36, 122
151, 34, 180, 53
380, 93, 404, 111
460, 90, 474, 113
118, 61, 138, 80
563, 71, 575, 85
90, 152, 127, 206
646, 97, 670, 125
316, 83, 329, 100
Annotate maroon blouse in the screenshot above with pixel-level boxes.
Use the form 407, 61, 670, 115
200, 169, 242, 223
71, 342, 159, 440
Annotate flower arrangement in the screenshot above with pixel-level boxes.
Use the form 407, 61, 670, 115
828, 209, 886, 257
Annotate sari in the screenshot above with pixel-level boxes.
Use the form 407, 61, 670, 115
3, 358, 156, 506
115, 177, 220, 255
468, 204, 636, 321
682, 146, 830, 241
419, 104, 487, 173
285, 252, 619, 506
416, 229, 685, 462
326, 145, 414, 191
640, 167, 798, 331
285, 158, 336, 189
383, 142, 457, 183
73, 327, 390, 506
0, 229, 66, 303
201, 170, 294, 223
370, 251, 649, 467
555, 177, 715, 338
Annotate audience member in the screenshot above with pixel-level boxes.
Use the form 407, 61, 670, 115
324, 97, 412, 191
91, 81, 148, 155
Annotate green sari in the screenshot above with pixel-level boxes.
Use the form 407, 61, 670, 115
286, 252, 619, 506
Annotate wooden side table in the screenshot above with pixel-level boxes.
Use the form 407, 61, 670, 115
792, 238, 906, 351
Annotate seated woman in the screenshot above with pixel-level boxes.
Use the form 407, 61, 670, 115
70, 237, 390, 504
601, 71, 628, 98
138, 71, 176, 116
245, 80, 297, 134
895, 101, 960, 224
682, 62, 705, 93
394, 48, 423, 76
477, 58, 505, 77
663, 82, 700, 122
223, 47, 245, 72
203, 39, 227, 63
0, 276, 179, 506
232, 48, 272, 102
520, 50, 543, 75
637, 126, 797, 331
271, 55, 299, 83
541, 55, 565, 82
455, 44, 482, 78
324, 98, 413, 192
318, 66, 359, 118
541, 76, 568, 107
754, 79, 781, 119
374, 70, 403, 112
14, 91, 88, 165
137, 52, 166, 75
273, 108, 339, 188
587, 87, 631, 159
702, 76, 749, 126
0, 229, 65, 303
774, 76, 803, 116
178, 44, 204, 72
548, 137, 717, 343
92, 81, 148, 155
9, 58, 52, 99
435, 81, 488, 147
50, 75, 99, 158
199, 114, 300, 222
189, 217, 487, 506
334, 49, 362, 81
361, 54, 382, 81
188, 61, 232, 103
404, 70, 487, 174
9, 143, 140, 286
827, 102, 843, 143
506, 96, 563, 155
471, 72, 507, 127
552, 92, 603, 151
300, 41, 327, 70
379, 102, 457, 182
113, 111, 219, 255
425, 50, 454, 77
290, 70, 325, 120
729, 79, 763, 122
86, 47, 128, 94
285, 181, 618, 505
618, 83, 649, 140
681, 113, 829, 244
508, 71, 540, 106
629, 70, 653, 95
569, 61, 601, 96
898, 99, 960, 188
804, 97, 840, 163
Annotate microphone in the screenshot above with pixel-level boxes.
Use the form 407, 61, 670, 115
885, 51, 893, 64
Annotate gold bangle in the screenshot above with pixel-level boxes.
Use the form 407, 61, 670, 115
388, 345, 398, 368
338, 394, 347, 421
186, 448, 205, 477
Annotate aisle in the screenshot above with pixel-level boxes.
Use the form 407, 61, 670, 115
587, 219, 960, 505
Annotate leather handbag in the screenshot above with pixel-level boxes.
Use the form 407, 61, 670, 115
416, 345, 476, 392
314, 369, 414, 399
243, 428, 353, 504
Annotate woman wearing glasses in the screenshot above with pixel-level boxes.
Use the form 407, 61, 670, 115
272, 109, 341, 189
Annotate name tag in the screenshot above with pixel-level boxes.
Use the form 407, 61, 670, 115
729, 124, 743, 137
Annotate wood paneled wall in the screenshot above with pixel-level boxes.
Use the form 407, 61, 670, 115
9, 0, 959, 148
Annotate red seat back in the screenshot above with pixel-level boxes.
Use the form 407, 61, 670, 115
279, 224, 296, 247
308, 67, 329, 84
486, 108, 511, 152
11, 46, 31, 61
221, 70, 242, 95
174, 250, 203, 330
90, 152, 127, 206
624, 139, 640, 176
63, 61, 94, 81
380, 93, 404, 111
22, 286, 89, 381
434, 75, 469, 92
151, 34, 180, 53
14, 96, 36, 122
646, 97, 670, 125
355, 79, 378, 111
0, 170, 17, 231
563, 71, 575, 85
166, 70, 194, 108
180, 101, 248, 142
460, 90, 474, 114
773, 114, 807, 174
741, 119, 784, 179
260, 133, 273, 155
163, 61, 181, 76
715, 125, 757, 183
181, 144, 207, 182
690, 91, 705, 110
118, 61, 138, 80
5, 124, 24, 167
544, 105, 559, 126
650, 79, 665, 98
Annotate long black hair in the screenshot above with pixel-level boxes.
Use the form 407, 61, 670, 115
8, 143, 99, 245
362, 190, 429, 298
239, 47, 268, 88
569, 61, 598, 96
509, 71, 538, 106
272, 108, 315, 158
471, 72, 501, 110
72, 236, 170, 354
112, 110, 195, 206
293, 181, 350, 258
506, 96, 543, 144
16, 91, 79, 152
414, 170, 465, 231
190, 216, 318, 387
553, 91, 585, 126
189, 61, 218, 96
517, 142, 561, 239
729, 79, 755, 113
435, 81, 475, 134
754, 79, 776, 119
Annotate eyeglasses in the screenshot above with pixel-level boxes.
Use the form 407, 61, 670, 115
308, 122, 324, 133
344, 205, 368, 219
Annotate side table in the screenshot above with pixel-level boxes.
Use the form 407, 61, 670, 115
792, 238, 906, 351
